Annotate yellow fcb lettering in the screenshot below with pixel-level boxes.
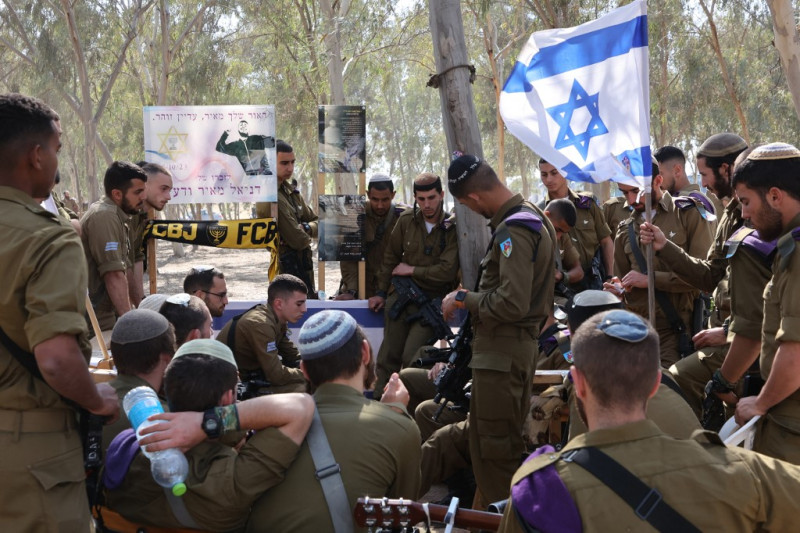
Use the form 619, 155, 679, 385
151, 223, 168, 238
166, 223, 183, 239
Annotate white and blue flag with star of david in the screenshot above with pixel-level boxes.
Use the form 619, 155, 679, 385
499, 0, 649, 189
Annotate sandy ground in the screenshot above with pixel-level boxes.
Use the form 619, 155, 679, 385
148, 240, 343, 299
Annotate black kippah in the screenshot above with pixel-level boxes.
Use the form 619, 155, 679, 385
448, 155, 482, 185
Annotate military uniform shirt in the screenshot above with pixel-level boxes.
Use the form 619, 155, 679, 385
545, 189, 610, 272
375, 207, 459, 298
499, 420, 800, 533
339, 202, 403, 297
247, 383, 421, 532
106, 427, 299, 532
128, 211, 148, 266
81, 196, 131, 329
257, 179, 318, 256
217, 304, 306, 392
601, 195, 632, 239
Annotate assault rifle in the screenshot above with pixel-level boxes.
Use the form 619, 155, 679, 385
431, 316, 473, 421
389, 276, 452, 344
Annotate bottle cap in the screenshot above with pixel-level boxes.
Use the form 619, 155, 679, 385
172, 483, 187, 497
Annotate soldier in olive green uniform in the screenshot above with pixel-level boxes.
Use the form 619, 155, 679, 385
105, 339, 313, 531
641, 135, 749, 419
443, 156, 555, 506
81, 161, 148, 331
218, 274, 308, 393
103, 310, 175, 448
127, 162, 173, 305
612, 170, 715, 367
539, 159, 613, 290
601, 195, 632, 239
256, 141, 319, 298
248, 311, 421, 532
337, 174, 405, 298
734, 143, 800, 464
369, 173, 459, 398
501, 310, 800, 533
0, 93, 119, 532
655, 145, 720, 219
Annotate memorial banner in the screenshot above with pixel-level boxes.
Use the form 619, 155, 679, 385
143, 105, 278, 203
318, 105, 366, 173
318, 194, 366, 261
144, 218, 279, 279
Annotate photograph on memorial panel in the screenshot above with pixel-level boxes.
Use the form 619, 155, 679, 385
143, 105, 277, 204
318, 194, 366, 261
318, 105, 366, 173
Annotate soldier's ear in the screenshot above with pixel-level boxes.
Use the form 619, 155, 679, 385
361, 339, 370, 366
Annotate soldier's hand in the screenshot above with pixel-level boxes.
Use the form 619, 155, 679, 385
734, 396, 767, 426
90, 383, 120, 424
391, 263, 415, 277
381, 373, 410, 408
621, 270, 648, 290
368, 295, 385, 313
639, 222, 667, 251
602, 276, 625, 299
441, 289, 459, 321
138, 412, 205, 453
428, 362, 447, 381
693, 327, 727, 349
334, 292, 355, 301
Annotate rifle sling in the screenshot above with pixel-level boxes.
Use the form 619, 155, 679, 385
561, 446, 701, 533
307, 407, 354, 533
626, 223, 689, 338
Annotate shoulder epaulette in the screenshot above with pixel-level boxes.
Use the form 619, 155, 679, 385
777, 227, 800, 270
574, 192, 595, 210
687, 191, 716, 215
674, 195, 716, 222
725, 226, 778, 261
690, 428, 725, 446
397, 207, 414, 218
393, 203, 410, 217
603, 196, 626, 206
504, 208, 543, 234
441, 213, 456, 231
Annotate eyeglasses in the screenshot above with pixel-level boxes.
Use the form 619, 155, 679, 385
202, 289, 228, 299
166, 293, 191, 306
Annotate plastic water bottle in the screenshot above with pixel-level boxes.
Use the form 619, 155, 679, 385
123, 386, 189, 496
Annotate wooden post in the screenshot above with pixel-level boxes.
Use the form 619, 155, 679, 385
147, 207, 157, 295
358, 171, 366, 299
429, 0, 491, 289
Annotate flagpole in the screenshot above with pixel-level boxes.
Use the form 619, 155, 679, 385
644, 188, 655, 324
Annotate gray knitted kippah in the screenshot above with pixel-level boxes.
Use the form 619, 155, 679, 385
697, 133, 747, 158
298, 310, 358, 360
111, 309, 170, 345
172, 339, 238, 369
747, 142, 800, 161
138, 294, 168, 312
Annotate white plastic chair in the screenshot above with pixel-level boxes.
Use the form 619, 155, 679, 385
718, 415, 760, 449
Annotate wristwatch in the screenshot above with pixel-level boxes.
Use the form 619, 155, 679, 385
454, 289, 468, 308
202, 408, 223, 439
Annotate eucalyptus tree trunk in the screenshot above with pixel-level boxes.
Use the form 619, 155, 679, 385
429, 0, 491, 290
768, 0, 800, 123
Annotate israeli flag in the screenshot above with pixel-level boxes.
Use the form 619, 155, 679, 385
500, 0, 649, 189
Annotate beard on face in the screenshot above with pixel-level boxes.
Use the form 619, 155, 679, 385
121, 195, 141, 215
712, 167, 732, 199
576, 395, 588, 427
755, 201, 784, 242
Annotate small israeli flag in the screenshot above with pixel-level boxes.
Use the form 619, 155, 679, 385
500, 0, 650, 189
105, 242, 119, 252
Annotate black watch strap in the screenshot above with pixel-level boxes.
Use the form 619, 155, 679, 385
202, 408, 223, 439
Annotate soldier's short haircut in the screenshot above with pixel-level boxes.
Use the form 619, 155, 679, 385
732, 152, 800, 202
111, 324, 176, 376
654, 146, 685, 166
545, 198, 577, 228
183, 267, 225, 294
103, 161, 148, 197
267, 274, 308, 305
368, 180, 394, 193
0, 93, 60, 161
572, 311, 660, 408
164, 354, 238, 412
276, 139, 293, 153
302, 325, 367, 387
159, 295, 209, 346
135, 161, 172, 178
